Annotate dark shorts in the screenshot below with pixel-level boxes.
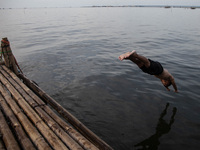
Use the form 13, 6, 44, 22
140, 59, 163, 75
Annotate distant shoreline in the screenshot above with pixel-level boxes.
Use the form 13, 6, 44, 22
0, 5, 200, 9
89, 5, 200, 9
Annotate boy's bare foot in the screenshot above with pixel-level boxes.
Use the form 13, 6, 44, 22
119, 50, 136, 61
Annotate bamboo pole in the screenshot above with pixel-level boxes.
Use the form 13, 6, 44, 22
0, 83, 52, 150
2, 65, 99, 150
0, 135, 6, 150
0, 66, 84, 150
42, 105, 99, 150
0, 73, 69, 150
0, 94, 36, 150
0, 67, 41, 107
2, 65, 45, 106
0, 109, 20, 150
18, 73, 113, 150
36, 106, 84, 150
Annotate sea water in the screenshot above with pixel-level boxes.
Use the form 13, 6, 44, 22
0, 7, 200, 150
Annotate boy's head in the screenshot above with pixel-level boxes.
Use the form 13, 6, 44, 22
161, 79, 172, 91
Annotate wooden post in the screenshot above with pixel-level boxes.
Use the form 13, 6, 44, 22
0, 37, 22, 75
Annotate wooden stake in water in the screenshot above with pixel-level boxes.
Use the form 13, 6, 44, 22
0, 37, 22, 75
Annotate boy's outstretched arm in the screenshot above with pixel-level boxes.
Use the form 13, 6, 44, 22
170, 76, 178, 93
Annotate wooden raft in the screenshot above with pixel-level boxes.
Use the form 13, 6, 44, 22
0, 38, 113, 150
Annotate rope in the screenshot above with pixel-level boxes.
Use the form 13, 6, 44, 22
1, 39, 10, 45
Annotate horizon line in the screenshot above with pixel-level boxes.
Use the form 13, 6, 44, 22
1, 5, 200, 9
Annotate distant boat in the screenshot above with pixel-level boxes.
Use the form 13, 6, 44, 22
165, 6, 171, 8
191, 7, 196, 9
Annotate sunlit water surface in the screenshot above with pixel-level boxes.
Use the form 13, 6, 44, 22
1, 7, 200, 150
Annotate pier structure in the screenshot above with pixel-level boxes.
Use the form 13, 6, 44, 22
0, 38, 113, 150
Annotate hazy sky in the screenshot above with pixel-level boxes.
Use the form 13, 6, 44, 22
0, 0, 200, 8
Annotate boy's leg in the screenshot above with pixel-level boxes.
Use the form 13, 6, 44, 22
132, 51, 150, 68
119, 50, 150, 68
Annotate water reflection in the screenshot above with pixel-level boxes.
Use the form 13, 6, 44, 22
134, 103, 177, 150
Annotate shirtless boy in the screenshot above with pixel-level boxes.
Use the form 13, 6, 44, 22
119, 50, 178, 92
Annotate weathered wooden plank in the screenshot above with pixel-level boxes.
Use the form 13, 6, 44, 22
2, 65, 45, 106
0, 83, 52, 150
18, 72, 113, 150
0, 75, 66, 149
36, 106, 84, 150
1, 66, 85, 150
43, 105, 99, 150
2, 65, 99, 150
0, 135, 6, 150
0, 94, 36, 150
0, 109, 20, 150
